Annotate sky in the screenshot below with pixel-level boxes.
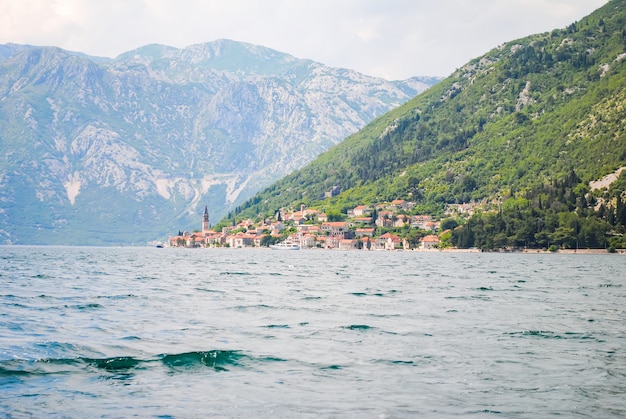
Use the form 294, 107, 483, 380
0, 0, 610, 80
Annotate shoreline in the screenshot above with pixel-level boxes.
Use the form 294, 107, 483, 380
162, 245, 626, 255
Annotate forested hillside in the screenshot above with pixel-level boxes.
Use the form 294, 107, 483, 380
229, 0, 626, 250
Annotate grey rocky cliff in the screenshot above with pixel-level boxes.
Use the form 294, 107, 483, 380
0, 40, 439, 244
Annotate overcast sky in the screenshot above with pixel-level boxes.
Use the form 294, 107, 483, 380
0, 0, 610, 80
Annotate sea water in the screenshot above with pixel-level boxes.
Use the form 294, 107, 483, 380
1, 246, 625, 418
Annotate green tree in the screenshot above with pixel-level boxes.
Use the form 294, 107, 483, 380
440, 218, 459, 231
405, 229, 423, 249
327, 210, 345, 222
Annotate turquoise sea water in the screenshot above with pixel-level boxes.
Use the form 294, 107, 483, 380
1, 246, 625, 417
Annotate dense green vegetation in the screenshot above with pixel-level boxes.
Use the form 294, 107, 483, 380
225, 0, 626, 249
450, 170, 626, 251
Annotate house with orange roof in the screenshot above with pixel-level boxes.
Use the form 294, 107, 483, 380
228, 232, 256, 248
253, 224, 271, 235
321, 221, 349, 237
299, 207, 320, 220
348, 205, 370, 217
238, 219, 255, 229
445, 202, 480, 217
355, 205, 370, 216
307, 225, 321, 234
377, 232, 402, 250
424, 221, 440, 231
355, 227, 375, 237
389, 199, 415, 211
289, 211, 307, 224
324, 235, 340, 249
410, 215, 433, 229
393, 214, 409, 227
420, 234, 440, 250
270, 220, 285, 232
375, 211, 394, 227
300, 234, 317, 248
204, 232, 225, 247
297, 224, 317, 233
183, 231, 204, 247
168, 235, 183, 247
167, 230, 199, 248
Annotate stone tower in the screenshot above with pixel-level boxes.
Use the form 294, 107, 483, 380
202, 205, 210, 232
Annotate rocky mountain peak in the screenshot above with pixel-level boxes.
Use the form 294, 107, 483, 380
0, 40, 440, 245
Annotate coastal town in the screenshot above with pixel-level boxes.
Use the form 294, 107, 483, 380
167, 199, 479, 250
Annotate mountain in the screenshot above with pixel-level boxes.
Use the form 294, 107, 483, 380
229, 0, 626, 249
0, 39, 439, 245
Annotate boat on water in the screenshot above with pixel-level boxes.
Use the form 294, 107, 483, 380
270, 241, 300, 250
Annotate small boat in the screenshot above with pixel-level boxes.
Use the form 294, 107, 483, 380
270, 241, 300, 250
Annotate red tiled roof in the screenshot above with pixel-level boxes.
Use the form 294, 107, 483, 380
322, 222, 348, 227
379, 232, 400, 239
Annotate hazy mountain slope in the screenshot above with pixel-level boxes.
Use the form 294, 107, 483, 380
0, 39, 439, 244
232, 0, 626, 221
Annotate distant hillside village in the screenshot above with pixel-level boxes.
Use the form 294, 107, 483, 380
167, 200, 481, 250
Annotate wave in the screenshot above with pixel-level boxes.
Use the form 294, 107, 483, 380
159, 350, 243, 371
0, 350, 249, 378
349, 292, 386, 297
343, 324, 374, 330
193, 287, 226, 294
68, 303, 103, 310
373, 359, 416, 366
319, 364, 342, 370
507, 331, 596, 340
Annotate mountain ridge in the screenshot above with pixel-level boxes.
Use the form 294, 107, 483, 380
0, 40, 439, 245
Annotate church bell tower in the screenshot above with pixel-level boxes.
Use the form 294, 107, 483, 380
202, 205, 210, 232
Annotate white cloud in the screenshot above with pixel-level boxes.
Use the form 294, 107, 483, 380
0, 0, 610, 79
